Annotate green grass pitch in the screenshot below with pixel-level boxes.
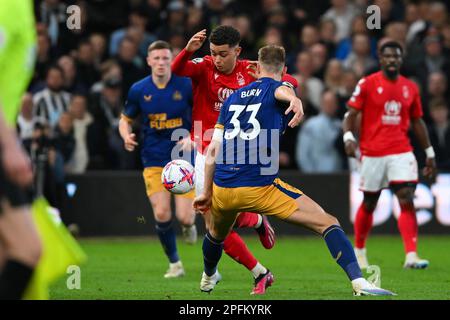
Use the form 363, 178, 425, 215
50, 235, 450, 300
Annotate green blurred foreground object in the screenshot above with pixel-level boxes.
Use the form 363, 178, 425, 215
23, 197, 87, 300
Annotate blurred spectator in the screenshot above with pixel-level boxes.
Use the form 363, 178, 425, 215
342, 33, 377, 77
295, 51, 324, 111
34, 33, 53, 88
17, 93, 35, 141
115, 37, 146, 97
36, 0, 67, 47
235, 14, 256, 59
324, 59, 344, 93
91, 60, 123, 93
337, 70, 359, 119
186, 5, 206, 36
89, 33, 108, 66
143, 0, 163, 32
427, 99, 450, 171
75, 40, 101, 89
109, 10, 156, 58
66, 95, 94, 174
57, 55, 88, 94
203, 0, 228, 31
310, 43, 329, 79
88, 77, 124, 169
319, 19, 338, 52
33, 65, 72, 129
156, 1, 186, 41
296, 90, 344, 173
321, 0, 359, 42
335, 15, 377, 60
53, 112, 75, 192
384, 22, 408, 49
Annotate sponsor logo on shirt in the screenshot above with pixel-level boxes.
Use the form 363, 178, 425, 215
215, 87, 235, 111
403, 85, 410, 99
382, 100, 402, 125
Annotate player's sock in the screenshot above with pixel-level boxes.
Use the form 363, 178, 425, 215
203, 231, 224, 276
397, 203, 418, 253
323, 225, 363, 281
155, 220, 179, 263
354, 203, 374, 249
0, 259, 34, 300
224, 231, 258, 271
234, 212, 260, 228
251, 262, 267, 279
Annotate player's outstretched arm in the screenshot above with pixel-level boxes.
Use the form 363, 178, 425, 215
411, 117, 437, 180
118, 116, 138, 152
342, 107, 360, 158
0, 109, 33, 187
171, 29, 207, 78
274, 85, 304, 127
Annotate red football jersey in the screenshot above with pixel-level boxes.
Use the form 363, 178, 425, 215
347, 71, 423, 157
172, 48, 298, 153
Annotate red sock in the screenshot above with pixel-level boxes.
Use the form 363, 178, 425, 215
234, 212, 260, 228
398, 204, 418, 253
223, 231, 258, 270
354, 203, 374, 249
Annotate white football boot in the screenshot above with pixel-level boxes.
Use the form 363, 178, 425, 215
403, 252, 429, 269
352, 278, 396, 296
182, 224, 198, 245
164, 261, 185, 278
200, 271, 222, 293
354, 248, 369, 269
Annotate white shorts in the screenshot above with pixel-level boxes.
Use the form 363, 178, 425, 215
359, 151, 418, 192
195, 151, 206, 196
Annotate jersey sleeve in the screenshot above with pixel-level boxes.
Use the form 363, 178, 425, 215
171, 48, 206, 82
410, 83, 423, 119
121, 84, 141, 122
281, 74, 298, 89
215, 99, 229, 129
347, 77, 368, 110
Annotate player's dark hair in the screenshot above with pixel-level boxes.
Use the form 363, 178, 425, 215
209, 25, 241, 47
379, 40, 404, 55
258, 45, 285, 74
147, 40, 172, 53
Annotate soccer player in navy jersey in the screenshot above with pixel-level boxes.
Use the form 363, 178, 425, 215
119, 41, 196, 278
193, 45, 395, 296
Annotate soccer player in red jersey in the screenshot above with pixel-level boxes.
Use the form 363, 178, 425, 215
343, 40, 437, 269
172, 26, 296, 294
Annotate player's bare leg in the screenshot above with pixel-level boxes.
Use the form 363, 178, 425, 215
0, 200, 42, 299
354, 191, 381, 269
283, 194, 395, 296
149, 192, 184, 278
174, 195, 197, 244
394, 186, 429, 269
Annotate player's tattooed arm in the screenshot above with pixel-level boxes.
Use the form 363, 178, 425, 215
342, 107, 360, 158
274, 85, 304, 128
411, 117, 437, 181
118, 116, 138, 152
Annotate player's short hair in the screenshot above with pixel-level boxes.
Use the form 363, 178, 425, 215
209, 25, 241, 47
258, 45, 285, 74
379, 40, 404, 55
147, 40, 172, 53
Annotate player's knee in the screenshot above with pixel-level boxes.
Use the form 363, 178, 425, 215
317, 214, 340, 234
178, 214, 194, 227
153, 208, 172, 222
396, 189, 415, 208
363, 198, 378, 212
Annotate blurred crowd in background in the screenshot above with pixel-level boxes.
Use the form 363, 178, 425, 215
20, 0, 450, 193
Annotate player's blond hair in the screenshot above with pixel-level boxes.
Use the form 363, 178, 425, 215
258, 45, 285, 75
147, 40, 172, 53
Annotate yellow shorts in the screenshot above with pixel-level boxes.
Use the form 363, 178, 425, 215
143, 167, 195, 199
211, 178, 303, 220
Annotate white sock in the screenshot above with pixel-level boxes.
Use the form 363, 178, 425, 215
405, 252, 418, 262
251, 262, 267, 279
254, 215, 263, 229
355, 248, 366, 255
351, 277, 368, 287
170, 261, 182, 268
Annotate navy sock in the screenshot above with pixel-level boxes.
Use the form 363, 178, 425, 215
202, 232, 224, 276
0, 259, 34, 300
155, 220, 179, 263
323, 225, 362, 281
